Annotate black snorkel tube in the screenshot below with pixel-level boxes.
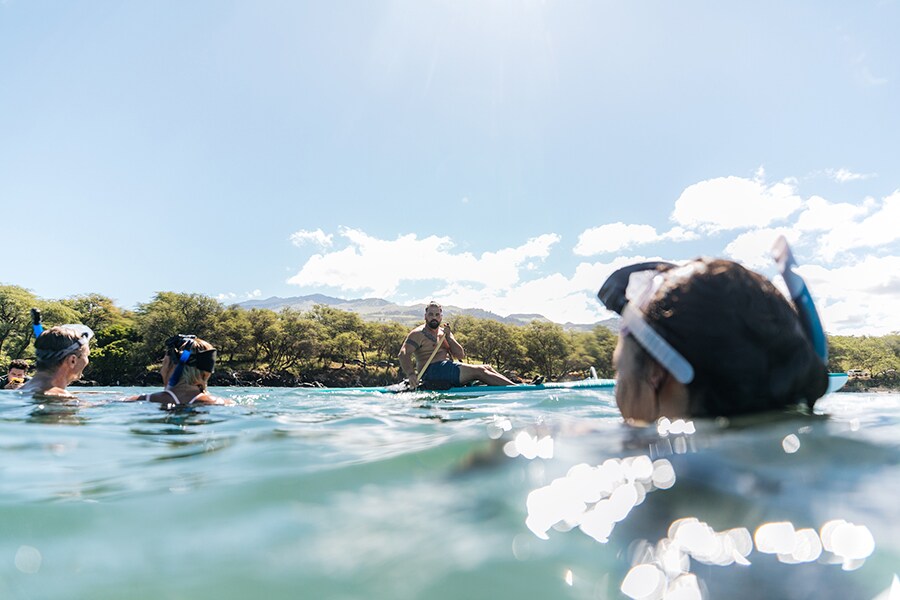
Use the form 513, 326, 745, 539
166, 335, 196, 389
31, 308, 43, 338
771, 236, 828, 364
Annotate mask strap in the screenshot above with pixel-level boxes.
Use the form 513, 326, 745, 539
622, 303, 695, 384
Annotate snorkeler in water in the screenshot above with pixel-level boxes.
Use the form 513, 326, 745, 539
597, 236, 828, 425
20, 324, 95, 398
126, 335, 233, 406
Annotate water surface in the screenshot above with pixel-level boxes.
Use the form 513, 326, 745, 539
1, 387, 897, 599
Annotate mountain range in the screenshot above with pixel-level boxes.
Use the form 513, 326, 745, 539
236, 294, 620, 333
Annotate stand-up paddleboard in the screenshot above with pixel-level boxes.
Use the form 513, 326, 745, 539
318, 377, 617, 397
316, 373, 850, 397
827, 372, 849, 393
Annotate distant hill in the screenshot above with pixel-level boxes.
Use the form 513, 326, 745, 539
236, 294, 619, 332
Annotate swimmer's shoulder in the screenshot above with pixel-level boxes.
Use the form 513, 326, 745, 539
193, 392, 235, 406
124, 391, 173, 403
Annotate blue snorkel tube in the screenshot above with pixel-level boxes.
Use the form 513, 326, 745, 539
31, 308, 44, 338
772, 236, 828, 364
167, 336, 196, 389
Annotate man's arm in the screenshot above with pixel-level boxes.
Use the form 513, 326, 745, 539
444, 327, 466, 361
398, 338, 418, 388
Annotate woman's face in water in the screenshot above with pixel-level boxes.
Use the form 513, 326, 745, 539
613, 335, 660, 424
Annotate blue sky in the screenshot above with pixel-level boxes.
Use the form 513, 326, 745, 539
1, 1, 898, 335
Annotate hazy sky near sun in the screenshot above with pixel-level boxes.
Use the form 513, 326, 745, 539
1, 1, 898, 335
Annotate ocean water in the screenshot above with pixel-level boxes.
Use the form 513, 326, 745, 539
1, 386, 898, 600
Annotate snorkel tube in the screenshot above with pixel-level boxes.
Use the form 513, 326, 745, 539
771, 236, 828, 364
166, 335, 196, 389
31, 308, 43, 338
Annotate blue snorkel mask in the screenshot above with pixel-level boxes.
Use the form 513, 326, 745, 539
165, 334, 217, 388
597, 237, 829, 382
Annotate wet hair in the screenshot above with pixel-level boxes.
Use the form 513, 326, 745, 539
8, 359, 28, 372
638, 259, 828, 417
34, 326, 89, 371
164, 337, 215, 390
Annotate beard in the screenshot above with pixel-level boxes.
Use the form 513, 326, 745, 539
427, 319, 441, 329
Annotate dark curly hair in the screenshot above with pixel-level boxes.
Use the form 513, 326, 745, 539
639, 259, 828, 417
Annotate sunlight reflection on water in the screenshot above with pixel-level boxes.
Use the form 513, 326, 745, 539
522, 415, 886, 599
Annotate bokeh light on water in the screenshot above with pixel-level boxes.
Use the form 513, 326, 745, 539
525, 455, 675, 541
503, 430, 553, 460
820, 519, 876, 570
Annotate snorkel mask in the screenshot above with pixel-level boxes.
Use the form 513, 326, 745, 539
33, 323, 95, 363
597, 237, 828, 384
164, 334, 217, 388
598, 262, 695, 384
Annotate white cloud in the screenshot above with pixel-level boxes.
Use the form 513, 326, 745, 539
814, 191, 900, 261
290, 228, 333, 248
802, 256, 900, 335
424, 255, 675, 325
574, 223, 698, 256
825, 168, 875, 183
278, 178, 900, 335
574, 223, 659, 255
672, 175, 804, 232
724, 228, 798, 270
794, 195, 874, 233
287, 228, 560, 298
216, 290, 263, 302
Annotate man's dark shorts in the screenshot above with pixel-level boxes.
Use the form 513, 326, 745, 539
422, 360, 461, 387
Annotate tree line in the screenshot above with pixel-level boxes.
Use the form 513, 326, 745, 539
0, 286, 617, 386
1, 284, 897, 388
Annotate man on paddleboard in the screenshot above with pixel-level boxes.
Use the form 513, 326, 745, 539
398, 301, 515, 390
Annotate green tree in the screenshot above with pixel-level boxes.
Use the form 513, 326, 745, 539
361, 321, 407, 365
245, 308, 280, 369
308, 304, 365, 365
580, 325, 618, 378
60, 294, 131, 332
523, 321, 572, 379
214, 306, 253, 366
135, 292, 224, 355
460, 318, 523, 372
87, 323, 144, 385
0, 285, 39, 359
266, 309, 325, 371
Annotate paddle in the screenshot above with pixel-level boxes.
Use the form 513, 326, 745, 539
387, 327, 446, 393
407, 328, 447, 389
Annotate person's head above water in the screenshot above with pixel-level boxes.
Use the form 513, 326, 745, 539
34, 325, 93, 373
22, 324, 94, 396
598, 255, 828, 424
161, 335, 217, 390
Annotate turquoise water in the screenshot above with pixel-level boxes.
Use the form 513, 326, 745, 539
1, 387, 898, 599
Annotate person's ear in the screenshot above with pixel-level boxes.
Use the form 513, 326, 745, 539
647, 361, 669, 393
